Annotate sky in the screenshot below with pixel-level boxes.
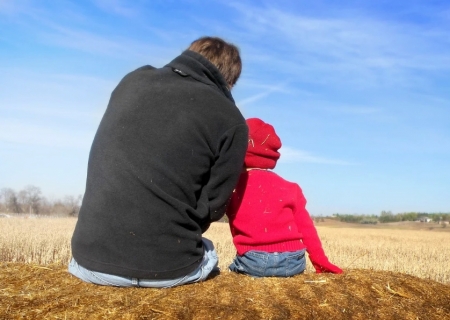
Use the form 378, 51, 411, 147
1, 0, 449, 216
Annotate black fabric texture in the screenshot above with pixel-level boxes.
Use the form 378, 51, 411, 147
71, 50, 248, 279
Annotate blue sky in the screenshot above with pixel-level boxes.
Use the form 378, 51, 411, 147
1, 0, 449, 215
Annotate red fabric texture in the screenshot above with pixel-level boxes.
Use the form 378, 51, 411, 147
245, 118, 281, 170
227, 169, 342, 274
310, 257, 343, 274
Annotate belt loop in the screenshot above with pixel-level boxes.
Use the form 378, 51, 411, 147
132, 278, 139, 287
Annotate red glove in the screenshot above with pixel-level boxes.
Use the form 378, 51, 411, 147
310, 256, 343, 274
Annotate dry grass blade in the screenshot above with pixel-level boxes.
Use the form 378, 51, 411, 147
386, 282, 411, 298
30, 265, 53, 270
304, 279, 327, 283
371, 284, 384, 296
343, 250, 369, 269
319, 299, 329, 307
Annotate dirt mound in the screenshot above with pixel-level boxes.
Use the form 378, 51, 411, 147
1, 262, 449, 319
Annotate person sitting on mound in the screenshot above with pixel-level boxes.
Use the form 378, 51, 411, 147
226, 118, 343, 277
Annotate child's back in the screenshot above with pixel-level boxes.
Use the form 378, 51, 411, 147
228, 169, 309, 255
226, 118, 342, 277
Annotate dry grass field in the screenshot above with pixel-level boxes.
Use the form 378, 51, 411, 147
2, 216, 448, 283
1, 216, 449, 319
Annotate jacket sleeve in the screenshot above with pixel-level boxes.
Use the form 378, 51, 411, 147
198, 123, 248, 232
292, 184, 343, 274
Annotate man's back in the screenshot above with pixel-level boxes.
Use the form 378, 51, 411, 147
71, 50, 247, 279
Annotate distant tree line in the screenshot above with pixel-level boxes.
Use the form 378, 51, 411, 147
331, 214, 379, 224
331, 211, 450, 224
0, 185, 82, 216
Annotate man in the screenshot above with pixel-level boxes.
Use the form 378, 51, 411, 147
69, 37, 248, 288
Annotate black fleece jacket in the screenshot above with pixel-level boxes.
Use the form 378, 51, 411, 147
71, 50, 248, 279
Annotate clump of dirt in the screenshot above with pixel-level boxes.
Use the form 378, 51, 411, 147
1, 262, 449, 319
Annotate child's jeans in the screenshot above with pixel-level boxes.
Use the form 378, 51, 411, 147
68, 238, 219, 288
229, 249, 306, 277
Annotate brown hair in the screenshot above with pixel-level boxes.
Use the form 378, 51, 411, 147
188, 36, 242, 88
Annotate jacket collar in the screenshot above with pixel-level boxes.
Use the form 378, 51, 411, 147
165, 50, 234, 103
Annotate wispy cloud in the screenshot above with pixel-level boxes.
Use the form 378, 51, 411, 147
226, 1, 450, 89
0, 118, 93, 149
0, 69, 113, 113
237, 81, 291, 107
92, 0, 139, 17
320, 106, 382, 115
0, 0, 25, 14
37, 23, 172, 62
0, 1, 176, 63
279, 146, 356, 165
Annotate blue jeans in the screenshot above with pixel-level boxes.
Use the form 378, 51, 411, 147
229, 249, 306, 277
68, 238, 219, 288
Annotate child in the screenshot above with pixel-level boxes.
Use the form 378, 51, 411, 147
226, 118, 342, 277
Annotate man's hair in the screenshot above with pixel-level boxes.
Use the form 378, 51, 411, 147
188, 36, 242, 88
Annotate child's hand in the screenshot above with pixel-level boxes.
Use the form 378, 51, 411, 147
310, 257, 343, 274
